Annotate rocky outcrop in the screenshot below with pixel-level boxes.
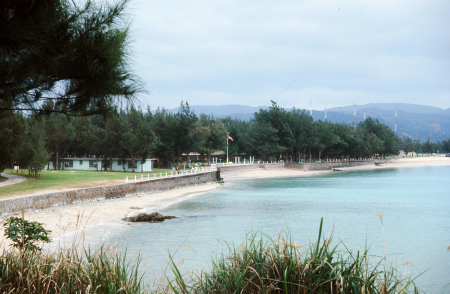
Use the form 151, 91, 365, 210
122, 212, 176, 223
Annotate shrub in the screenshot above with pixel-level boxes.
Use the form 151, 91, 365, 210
2, 216, 51, 251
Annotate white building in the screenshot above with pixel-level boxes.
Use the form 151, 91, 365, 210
47, 158, 156, 172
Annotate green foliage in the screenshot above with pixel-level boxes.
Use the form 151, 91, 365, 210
3, 217, 51, 251
1, 99, 432, 170
0, 111, 23, 171
28, 122, 52, 178
0, 0, 144, 116
422, 138, 434, 154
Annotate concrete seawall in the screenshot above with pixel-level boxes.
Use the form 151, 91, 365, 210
0, 171, 220, 216
285, 160, 378, 170
217, 162, 289, 174
217, 164, 258, 174
219, 161, 377, 173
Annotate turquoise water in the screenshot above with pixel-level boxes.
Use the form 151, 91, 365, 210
85, 166, 450, 292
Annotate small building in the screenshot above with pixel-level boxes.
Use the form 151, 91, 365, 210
47, 158, 156, 172
180, 151, 227, 163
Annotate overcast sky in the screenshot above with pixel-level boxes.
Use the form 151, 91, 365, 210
127, 0, 449, 110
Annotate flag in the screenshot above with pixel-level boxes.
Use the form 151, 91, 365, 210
227, 135, 233, 141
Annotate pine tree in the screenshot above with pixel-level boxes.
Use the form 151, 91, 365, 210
0, 0, 144, 116
29, 123, 51, 180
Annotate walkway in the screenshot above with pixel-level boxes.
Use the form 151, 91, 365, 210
0, 173, 27, 187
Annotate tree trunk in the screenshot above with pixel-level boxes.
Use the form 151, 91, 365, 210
141, 156, 143, 172
132, 157, 135, 173
109, 154, 113, 172
56, 148, 59, 170
318, 148, 324, 160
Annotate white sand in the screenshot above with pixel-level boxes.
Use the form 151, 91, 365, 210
224, 156, 450, 178
1, 156, 448, 248
0, 184, 220, 248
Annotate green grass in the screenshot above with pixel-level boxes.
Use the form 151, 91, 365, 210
0, 168, 172, 198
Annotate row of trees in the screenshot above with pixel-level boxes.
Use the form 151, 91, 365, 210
2, 101, 420, 173
400, 137, 450, 155
224, 101, 400, 162
0, 101, 228, 172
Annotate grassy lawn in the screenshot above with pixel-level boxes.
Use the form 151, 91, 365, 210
0, 168, 172, 198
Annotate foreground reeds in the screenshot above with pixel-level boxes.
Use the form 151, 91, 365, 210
164, 219, 420, 294
0, 217, 421, 293
0, 243, 146, 293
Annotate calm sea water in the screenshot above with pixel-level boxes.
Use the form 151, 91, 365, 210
77, 166, 450, 292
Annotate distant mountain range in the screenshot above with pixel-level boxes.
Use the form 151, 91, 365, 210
157, 103, 450, 142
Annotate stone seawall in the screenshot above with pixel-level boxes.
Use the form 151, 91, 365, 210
217, 162, 287, 174
285, 160, 376, 170
258, 163, 285, 169
0, 171, 220, 216
217, 164, 258, 174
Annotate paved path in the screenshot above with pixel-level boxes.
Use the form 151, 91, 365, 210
0, 173, 27, 187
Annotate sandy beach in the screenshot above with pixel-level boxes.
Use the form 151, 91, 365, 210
1, 156, 449, 248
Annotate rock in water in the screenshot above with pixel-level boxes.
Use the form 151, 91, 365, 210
122, 212, 177, 222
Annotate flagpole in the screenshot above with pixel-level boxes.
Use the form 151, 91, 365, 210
227, 132, 229, 164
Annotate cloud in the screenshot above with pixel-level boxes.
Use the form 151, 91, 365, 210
129, 0, 450, 109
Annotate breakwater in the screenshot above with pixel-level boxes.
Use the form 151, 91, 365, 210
0, 170, 220, 216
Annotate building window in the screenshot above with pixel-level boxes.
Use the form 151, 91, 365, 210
89, 161, 97, 168
80, 160, 83, 165
118, 160, 122, 166
128, 161, 137, 169
65, 161, 73, 168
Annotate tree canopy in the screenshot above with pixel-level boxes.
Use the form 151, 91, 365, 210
6, 100, 449, 172
0, 0, 143, 116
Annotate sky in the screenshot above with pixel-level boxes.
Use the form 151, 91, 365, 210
127, 0, 450, 110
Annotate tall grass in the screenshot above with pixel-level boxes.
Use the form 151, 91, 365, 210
0, 210, 147, 293
0, 217, 422, 293
163, 218, 421, 294
0, 243, 147, 293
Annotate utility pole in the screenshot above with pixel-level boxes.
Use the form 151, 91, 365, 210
394, 103, 397, 134
226, 132, 229, 163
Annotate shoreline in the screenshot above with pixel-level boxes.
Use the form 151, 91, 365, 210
1, 156, 449, 248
